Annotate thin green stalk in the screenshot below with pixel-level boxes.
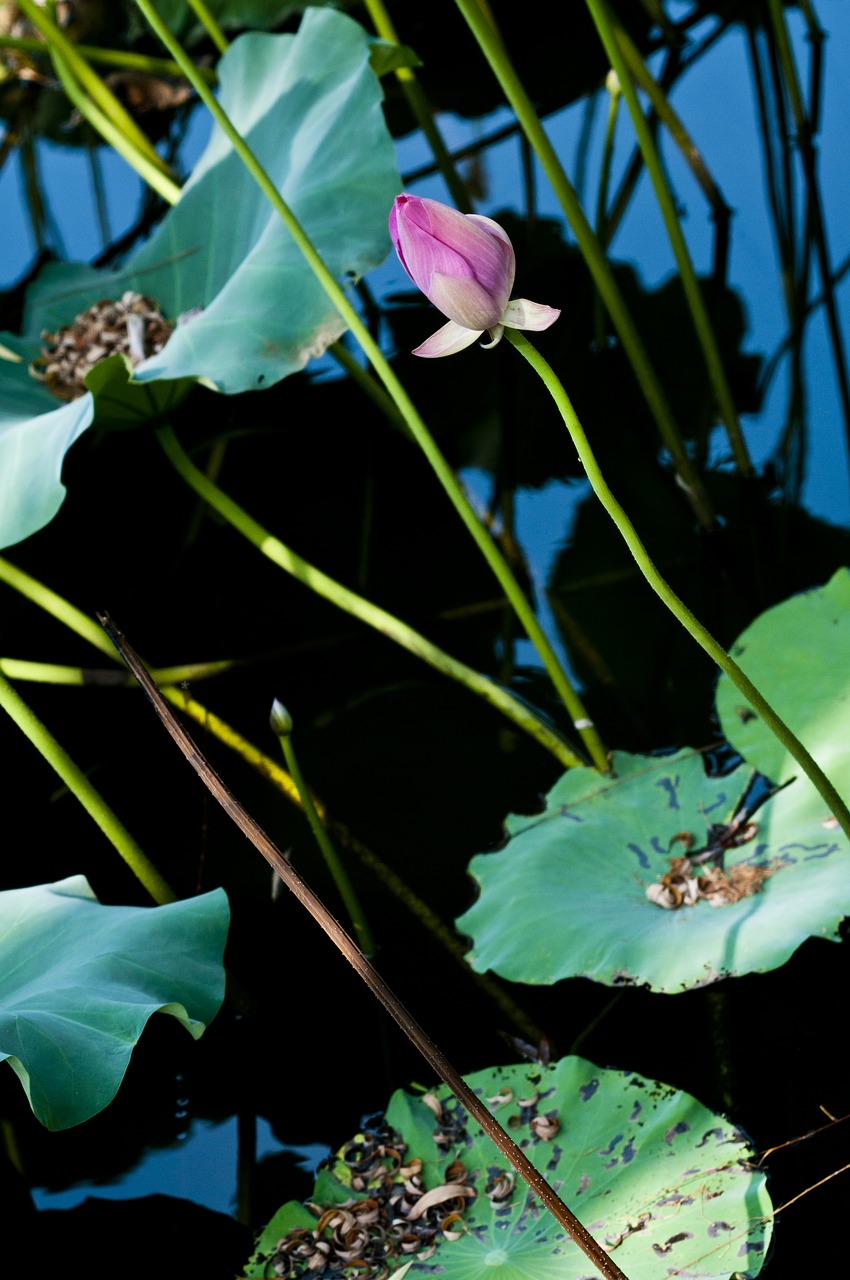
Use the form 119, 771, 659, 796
0, 657, 235, 685
0, 35, 217, 83
450, 0, 716, 530
0, 670, 176, 903
15, 0, 176, 182
50, 48, 182, 204
156, 425, 586, 770
593, 71, 621, 348
185, 0, 229, 53
133, 0, 605, 766
506, 328, 850, 845
361, 0, 471, 211
766, 0, 850, 490
271, 702, 376, 957
585, 0, 753, 476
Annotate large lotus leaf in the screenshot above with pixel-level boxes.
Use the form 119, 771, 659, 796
0, 342, 93, 550
245, 1056, 771, 1280
23, 8, 400, 396
716, 568, 850, 794
0, 876, 229, 1130
455, 749, 850, 993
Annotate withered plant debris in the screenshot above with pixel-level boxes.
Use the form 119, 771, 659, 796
645, 854, 779, 909
269, 1121, 474, 1280
30, 291, 174, 400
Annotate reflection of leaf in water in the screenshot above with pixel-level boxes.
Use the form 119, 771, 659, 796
245, 1058, 772, 1280
456, 749, 850, 992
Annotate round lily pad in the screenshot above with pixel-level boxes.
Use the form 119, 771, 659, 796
455, 749, 850, 992
245, 1056, 772, 1280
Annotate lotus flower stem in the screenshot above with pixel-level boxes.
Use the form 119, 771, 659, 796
270, 701, 377, 958
135, 0, 607, 771
156, 425, 587, 769
0, 670, 176, 904
506, 327, 850, 845
584, 0, 753, 477
449, 0, 716, 530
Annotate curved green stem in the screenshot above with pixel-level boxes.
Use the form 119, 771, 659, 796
134, 0, 606, 769
0, 670, 176, 903
272, 709, 377, 957
156, 425, 586, 769
450, 0, 716, 530
585, 0, 753, 476
506, 328, 850, 844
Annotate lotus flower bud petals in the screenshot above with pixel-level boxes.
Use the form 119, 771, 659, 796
502, 299, 561, 331
269, 698, 293, 737
389, 193, 560, 357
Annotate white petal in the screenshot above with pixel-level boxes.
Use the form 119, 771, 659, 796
502, 298, 561, 331
479, 324, 504, 349
412, 320, 484, 358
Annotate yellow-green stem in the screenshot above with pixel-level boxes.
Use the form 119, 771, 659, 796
0, 670, 176, 903
273, 712, 377, 957
15, 0, 176, 181
156, 425, 585, 769
362, 0, 471, 210
506, 328, 850, 844
585, 0, 753, 476
134, 0, 605, 769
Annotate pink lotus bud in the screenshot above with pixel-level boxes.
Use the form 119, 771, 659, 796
389, 193, 560, 358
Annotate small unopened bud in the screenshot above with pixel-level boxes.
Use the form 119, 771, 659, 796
269, 698, 293, 737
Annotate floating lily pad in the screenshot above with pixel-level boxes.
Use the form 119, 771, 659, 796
0, 876, 229, 1129
245, 1056, 772, 1280
716, 567, 850, 794
455, 749, 850, 993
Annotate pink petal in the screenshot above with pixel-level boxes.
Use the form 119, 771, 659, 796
501, 298, 561, 331
428, 271, 504, 331
412, 320, 484, 358
389, 194, 515, 322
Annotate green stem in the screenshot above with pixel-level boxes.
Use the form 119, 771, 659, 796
585, 0, 753, 476
156, 426, 585, 768
272, 706, 377, 957
0, 670, 176, 903
134, 0, 606, 769
50, 47, 182, 204
450, 0, 716, 530
506, 328, 850, 844
186, 0, 229, 54
361, 0, 471, 211
0, 35, 217, 83
15, 0, 177, 182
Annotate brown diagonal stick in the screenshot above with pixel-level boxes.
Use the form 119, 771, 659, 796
97, 612, 630, 1280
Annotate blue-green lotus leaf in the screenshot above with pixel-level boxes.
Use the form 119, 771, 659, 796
246, 1057, 772, 1280
455, 749, 850, 993
0, 876, 229, 1130
716, 567, 850, 793
23, 7, 400, 396
0, 342, 93, 550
